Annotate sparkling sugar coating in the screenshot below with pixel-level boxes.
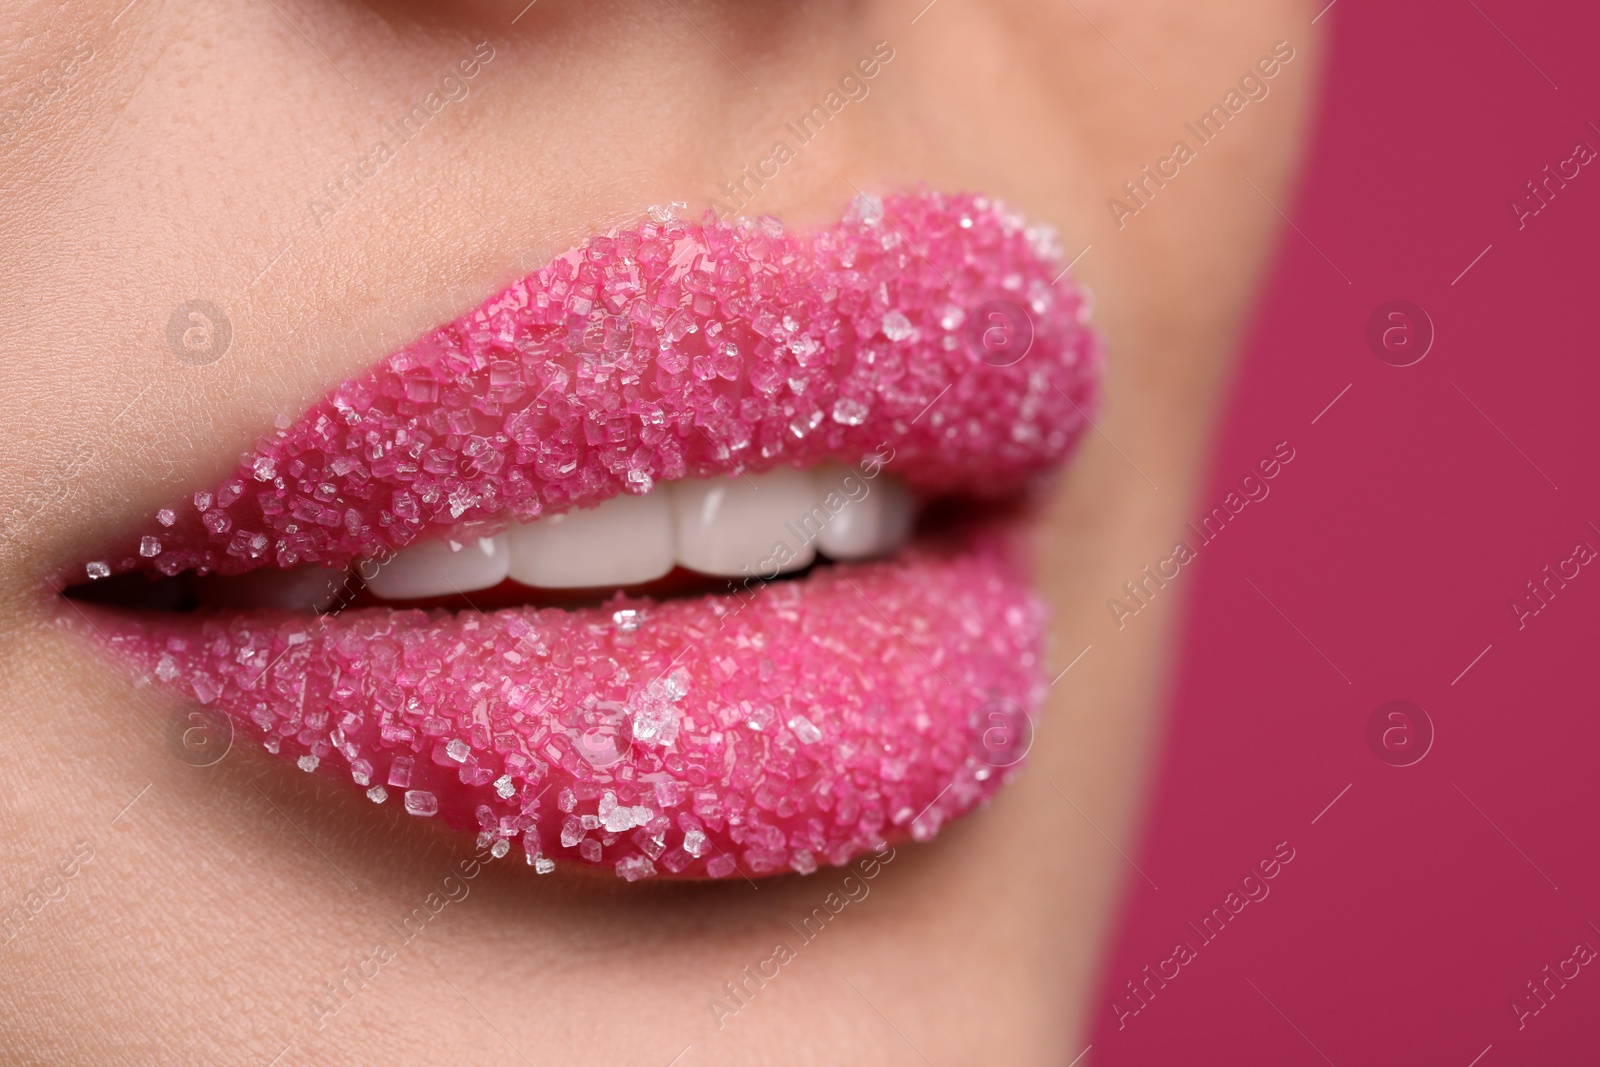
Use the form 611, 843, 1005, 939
94, 189, 1099, 579
74, 189, 1104, 880
91, 539, 1046, 879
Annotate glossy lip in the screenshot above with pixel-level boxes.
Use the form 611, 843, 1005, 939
64, 189, 1102, 881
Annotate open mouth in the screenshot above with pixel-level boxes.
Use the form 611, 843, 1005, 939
60, 189, 1101, 881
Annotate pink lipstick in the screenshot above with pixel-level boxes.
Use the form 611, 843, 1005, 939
65, 189, 1101, 880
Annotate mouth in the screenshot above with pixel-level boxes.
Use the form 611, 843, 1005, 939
61, 189, 1101, 881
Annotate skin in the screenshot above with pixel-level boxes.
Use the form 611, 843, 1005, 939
0, 1, 1320, 1063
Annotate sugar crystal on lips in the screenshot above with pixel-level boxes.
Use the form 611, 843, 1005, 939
77, 189, 1101, 880
90, 189, 1099, 581
96, 542, 1047, 879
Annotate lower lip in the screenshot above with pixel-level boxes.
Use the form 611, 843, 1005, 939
75, 518, 1045, 881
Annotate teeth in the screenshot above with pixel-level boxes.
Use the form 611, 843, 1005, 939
360, 467, 918, 601
670, 468, 821, 579
814, 463, 916, 561
363, 534, 511, 600
506, 491, 675, 589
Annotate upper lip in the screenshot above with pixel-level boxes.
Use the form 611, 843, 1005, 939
79, 189, 1099, 584
64, 188, 1102, 883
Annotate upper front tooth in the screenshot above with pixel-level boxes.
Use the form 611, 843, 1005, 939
360, 465, 913, 600
506, 491, 675, 588
363, 534, 510, 600
671, 468, 821, 578
814, 464, 916, 561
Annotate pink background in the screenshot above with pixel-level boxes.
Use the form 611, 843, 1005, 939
1090, 0, 1600, 1063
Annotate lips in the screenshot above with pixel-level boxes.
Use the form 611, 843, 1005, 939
65, 189, 1102, 880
